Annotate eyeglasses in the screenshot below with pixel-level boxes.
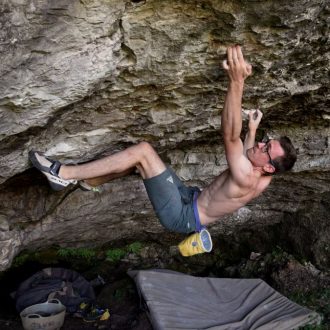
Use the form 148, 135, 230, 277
261, 136, 276, 169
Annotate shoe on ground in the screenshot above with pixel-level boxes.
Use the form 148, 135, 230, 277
29, 150, 77, 191
83, 306, 107, 322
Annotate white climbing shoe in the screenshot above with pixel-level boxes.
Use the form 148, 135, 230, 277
29, 151, 77, 191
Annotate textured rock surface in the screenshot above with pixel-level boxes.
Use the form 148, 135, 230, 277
0, 0, 329, 271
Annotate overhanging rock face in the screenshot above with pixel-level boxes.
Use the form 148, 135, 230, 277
0, 0, 329, 271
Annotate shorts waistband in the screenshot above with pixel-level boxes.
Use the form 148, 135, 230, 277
193, 191, 205, 232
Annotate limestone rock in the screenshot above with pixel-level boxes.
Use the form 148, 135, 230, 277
0, 0, 329, 271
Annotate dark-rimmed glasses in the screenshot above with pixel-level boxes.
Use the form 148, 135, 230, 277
261, 136, 276, 169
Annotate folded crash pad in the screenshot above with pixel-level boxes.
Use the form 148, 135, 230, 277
129, 269, 321, 330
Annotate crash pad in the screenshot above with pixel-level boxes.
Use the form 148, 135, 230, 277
129, 269, 321, 330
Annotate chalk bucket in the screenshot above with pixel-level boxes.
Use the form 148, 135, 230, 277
178, 229, 213, 256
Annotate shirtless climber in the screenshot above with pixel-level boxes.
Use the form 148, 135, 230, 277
29, 45, 297, 238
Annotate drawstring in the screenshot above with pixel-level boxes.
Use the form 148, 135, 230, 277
193, 191, 205, 232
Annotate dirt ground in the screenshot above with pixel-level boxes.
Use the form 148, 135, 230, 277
0, 280, 152, 330
0, 271, 152, 330
1, 243, 329, 329
0, 313, 152, 330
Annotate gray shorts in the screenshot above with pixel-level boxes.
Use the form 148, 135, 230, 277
143, 167, 200, 234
